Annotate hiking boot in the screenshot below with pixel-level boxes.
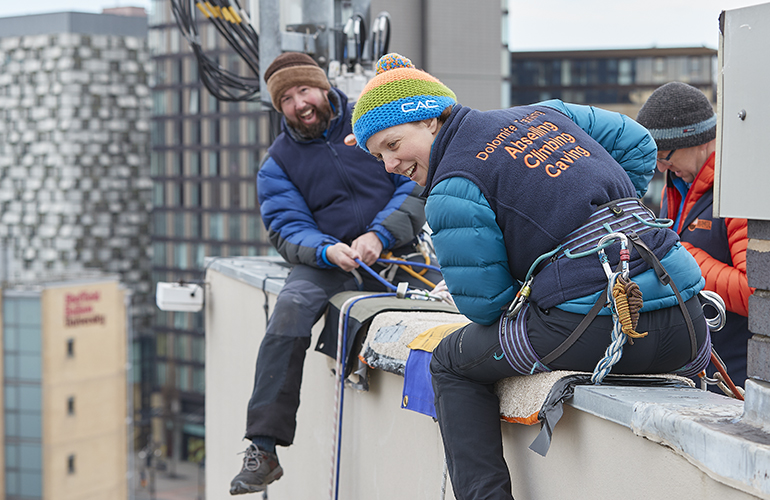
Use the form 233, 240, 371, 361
229, 444, 284, 495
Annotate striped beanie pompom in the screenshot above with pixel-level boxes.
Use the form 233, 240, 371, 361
352, 53, 456, 153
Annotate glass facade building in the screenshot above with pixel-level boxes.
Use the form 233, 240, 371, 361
147, 0, 273, 462
3, 294, 42, 500
508, 47, 717, 107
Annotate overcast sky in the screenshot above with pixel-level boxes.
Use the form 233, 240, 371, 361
0, 0, 765, 51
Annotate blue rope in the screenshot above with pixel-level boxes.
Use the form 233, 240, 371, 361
335, 255, 434, 498
590, 273, 628, 384
354, 259, 398, 291
563, 238, 615, 260
335, 292, 396, 500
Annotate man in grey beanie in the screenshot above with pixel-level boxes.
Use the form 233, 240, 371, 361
637, 81, 754, 395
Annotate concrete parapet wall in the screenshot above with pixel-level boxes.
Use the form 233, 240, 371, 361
206, 258, 769, 500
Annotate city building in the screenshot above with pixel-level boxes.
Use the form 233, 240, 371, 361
1, 277, 129, 500
369, 0, 506, 110
0, 10, 153, 451
508, 46, 718, 212
147, 0, 273, 466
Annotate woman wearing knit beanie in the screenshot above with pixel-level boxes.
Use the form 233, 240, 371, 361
638, 82, 754, 392
352, 55, 710, 500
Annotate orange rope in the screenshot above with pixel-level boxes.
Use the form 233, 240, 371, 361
612, 276, 647, 344
381, 252, 437, 289
710, 351, 744, 401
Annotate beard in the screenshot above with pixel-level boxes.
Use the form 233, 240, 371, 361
286, 99, 333, 139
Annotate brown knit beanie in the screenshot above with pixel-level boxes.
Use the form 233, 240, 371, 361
263, 52, 331, 112
636, 82, 716, 151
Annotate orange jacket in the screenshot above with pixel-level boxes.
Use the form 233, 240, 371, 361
662, 152, 754, 316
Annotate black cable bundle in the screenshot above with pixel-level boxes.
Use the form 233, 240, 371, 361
171, 0, 261, 101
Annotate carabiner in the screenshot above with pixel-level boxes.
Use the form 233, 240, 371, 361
597, 232, 630, 280
506, 277, 533, 319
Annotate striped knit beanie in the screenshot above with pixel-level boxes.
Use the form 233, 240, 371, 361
636, 82, 716, 151
352, 53, 456, 153
263, 52, 331, 112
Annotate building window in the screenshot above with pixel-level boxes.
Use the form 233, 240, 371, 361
153, 183, 165, 206
152, 242, 167, 266
229, 117, 240, 145
229, 214, 241, 241
207, 151, 219, 176
174, 213, 185, 237
174, 243, 189, 269
67, 397, 75, 415
209, 214, 224, 240
189, 151, 201, 176
67, 455, 75, 474
66, 338, 74, 357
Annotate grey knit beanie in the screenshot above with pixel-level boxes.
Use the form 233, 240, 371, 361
636, 82, 716, 151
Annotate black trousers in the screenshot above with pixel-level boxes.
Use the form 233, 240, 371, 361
430, 297, 708, 500
245, 253, 442, 446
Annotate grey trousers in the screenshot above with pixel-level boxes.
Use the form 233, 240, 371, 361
245, 255, 441, 446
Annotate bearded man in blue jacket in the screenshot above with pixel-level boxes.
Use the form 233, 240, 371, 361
229, 52, 433, 495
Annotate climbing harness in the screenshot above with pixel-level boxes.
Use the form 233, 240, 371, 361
499, 198, 703, 381
329, 257, 447, 500
505, 198, 668, 322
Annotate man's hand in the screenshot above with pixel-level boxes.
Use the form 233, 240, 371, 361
350, 232, 383, 266
325, 242, 361, 272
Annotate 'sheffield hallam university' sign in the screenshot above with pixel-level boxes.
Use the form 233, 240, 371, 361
65, 290, 106, 328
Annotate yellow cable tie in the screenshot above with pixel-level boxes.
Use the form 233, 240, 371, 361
229, 6, 242, 23
221, 7, 233, 23
205, 2, 221, 18
196, 2, 211, 18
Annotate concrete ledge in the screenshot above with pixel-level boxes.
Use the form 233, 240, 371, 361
572, 384, 770, 499
206, 257, 770, 500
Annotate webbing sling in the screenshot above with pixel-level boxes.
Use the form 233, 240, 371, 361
539, 288, 608, 366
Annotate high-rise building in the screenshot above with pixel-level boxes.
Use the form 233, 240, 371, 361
369, 0, 506, 111
147, 0, 274, 464
1, 277, 129, 500
0, 10, 153, 449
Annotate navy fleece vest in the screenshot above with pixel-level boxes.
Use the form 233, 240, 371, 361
267, 90, 396, 244
428, 105, 679, 308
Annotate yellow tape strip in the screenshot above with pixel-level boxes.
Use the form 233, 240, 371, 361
195, 2, 211, 17
229, 6, 242, 23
